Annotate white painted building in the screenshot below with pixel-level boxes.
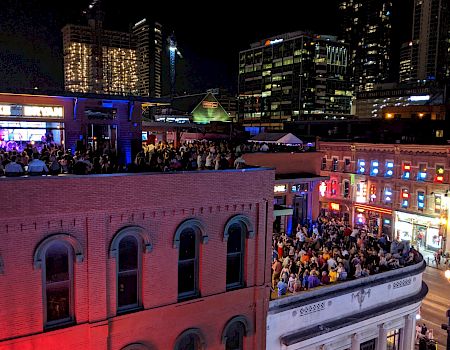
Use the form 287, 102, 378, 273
267, 258, 427, 350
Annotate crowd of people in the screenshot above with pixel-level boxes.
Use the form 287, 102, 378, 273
271, 216, 422, 299
0, 143, 120, 176
0, 139, 310, 176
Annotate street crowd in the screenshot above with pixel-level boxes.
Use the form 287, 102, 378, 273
271, 216, 422, 298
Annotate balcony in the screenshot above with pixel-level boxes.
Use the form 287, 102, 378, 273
267, 257, 427, 350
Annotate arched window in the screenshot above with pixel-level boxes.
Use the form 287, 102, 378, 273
224, 322, 246, 350
178, 227, 199, 300
174, 328, 206, 350
34, 234, 83, 329
222, 316, 252, 350
117, 235, 141, 311
226, 221, 245, 289
224, 215, 254, 290
174, 219, 207, 301
44, 241, 73, 327
110, 226, 152, 313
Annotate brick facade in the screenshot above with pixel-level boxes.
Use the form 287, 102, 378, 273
0, 169, 274, 350
318, 141, 450, 251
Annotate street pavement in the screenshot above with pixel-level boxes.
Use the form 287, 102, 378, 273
420, 261, 450, 349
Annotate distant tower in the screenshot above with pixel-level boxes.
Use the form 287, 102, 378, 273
168, 33, 182, 97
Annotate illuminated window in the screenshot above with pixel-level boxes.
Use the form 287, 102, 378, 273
417, 191, 425, 210
370, 185, 377, 202
402, 162, 411, 180
435, 165, 445, 183
386, 329, 400, 350
435, 194, 442, 213
370, 160, 379, 176
356, 182, 367, 203
401, 188, 410, 208
417, 163, 427, 181
357, 159, 366, 174
44, 242, 73, 327
385, 161, 394, 177
331, 180, 337, 196
384, 187, 393, 204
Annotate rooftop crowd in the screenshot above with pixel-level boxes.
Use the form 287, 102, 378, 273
271, 216, 422, 299
0, 139, 308, 176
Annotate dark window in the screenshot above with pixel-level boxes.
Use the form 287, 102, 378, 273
332, 158, 338, 171
360, 339, 376, 350
178, 228, 199, 299
321, 158, 327, 170
225, 321, 246, 350
44, 242, 72, 327
175, 333, 201, 350
118, 235, 140, 310
343, 181, 350, 198
226, 223, 245, 289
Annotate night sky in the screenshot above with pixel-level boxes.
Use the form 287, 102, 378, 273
0, 0, 412, 95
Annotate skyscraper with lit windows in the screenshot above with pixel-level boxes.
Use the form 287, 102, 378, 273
62, 4, 162, 97
339, 0, 393, 91
238, 31, 352, 131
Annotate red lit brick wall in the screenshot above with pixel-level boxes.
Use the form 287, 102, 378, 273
242, 152, 325, 175
0, 169, 274, 350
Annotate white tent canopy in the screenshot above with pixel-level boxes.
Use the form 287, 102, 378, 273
249, 132, 303, 145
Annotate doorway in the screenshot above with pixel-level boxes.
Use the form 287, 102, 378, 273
88, 124, 117, 153
293, 194, 308, 228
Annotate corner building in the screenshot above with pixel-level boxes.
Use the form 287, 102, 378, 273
318, 141, 450, 252
0, 169, 274, 350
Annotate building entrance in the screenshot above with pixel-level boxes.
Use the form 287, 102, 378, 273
88, 124, 117, 153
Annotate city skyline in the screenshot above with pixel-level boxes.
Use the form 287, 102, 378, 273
0, 0, 412, 94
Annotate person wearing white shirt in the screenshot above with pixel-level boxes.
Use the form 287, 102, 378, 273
28, 153, 49, 174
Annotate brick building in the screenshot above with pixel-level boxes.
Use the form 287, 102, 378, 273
318, 141, 450, 252
0, 168, 274, 350
0, 91, 166, 165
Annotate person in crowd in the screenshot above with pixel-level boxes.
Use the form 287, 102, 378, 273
277, 277, 287, 297
27, 153, 49, 175
4, 155, 24, 176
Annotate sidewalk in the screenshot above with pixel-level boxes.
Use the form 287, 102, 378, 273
420, 248, 448, 270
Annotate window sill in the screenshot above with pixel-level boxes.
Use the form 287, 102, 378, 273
178, 292, 200, 303
117, 305, 143, 316
44, 319, 76, 332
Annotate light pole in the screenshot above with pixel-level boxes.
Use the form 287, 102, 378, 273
442, 270, 450, 350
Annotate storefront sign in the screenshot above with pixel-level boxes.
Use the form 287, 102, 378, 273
0, 104, 63, 118
330, 203, 340, 211
202, 101, 218, 109
274, 185, 287, 193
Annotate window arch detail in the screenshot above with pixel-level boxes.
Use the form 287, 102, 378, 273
34, 234, 84, 269
174, 328, 206, 350
223, 215, 255, 241
221, 315, 253, 344
121, 343, 151, 350
110, 226, 152, 259
173, 219, 208, 249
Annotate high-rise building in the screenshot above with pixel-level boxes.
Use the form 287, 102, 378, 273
339, 0, 393, 91
409, 0, 449, 82
133, 19, 163, 98
238, 31, 352, 131
399, 42, 413, 84
62, 4, 162, 97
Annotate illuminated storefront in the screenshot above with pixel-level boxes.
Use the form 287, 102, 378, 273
394, 211, 443, 251
0, 104, 65, 151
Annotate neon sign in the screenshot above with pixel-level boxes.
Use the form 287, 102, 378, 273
265, 38, 284, 46
23, 106, 63, 117
274, 185, 287, 193
202, 101, 218, 109
330, 203, 340, 211
319, 182, 327, 197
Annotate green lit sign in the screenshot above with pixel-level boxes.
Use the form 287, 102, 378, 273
192, 93, 230, 124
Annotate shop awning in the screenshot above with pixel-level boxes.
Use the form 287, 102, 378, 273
274, 205, 293, 217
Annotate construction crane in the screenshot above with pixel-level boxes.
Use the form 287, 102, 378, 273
168, 33, 183, 97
